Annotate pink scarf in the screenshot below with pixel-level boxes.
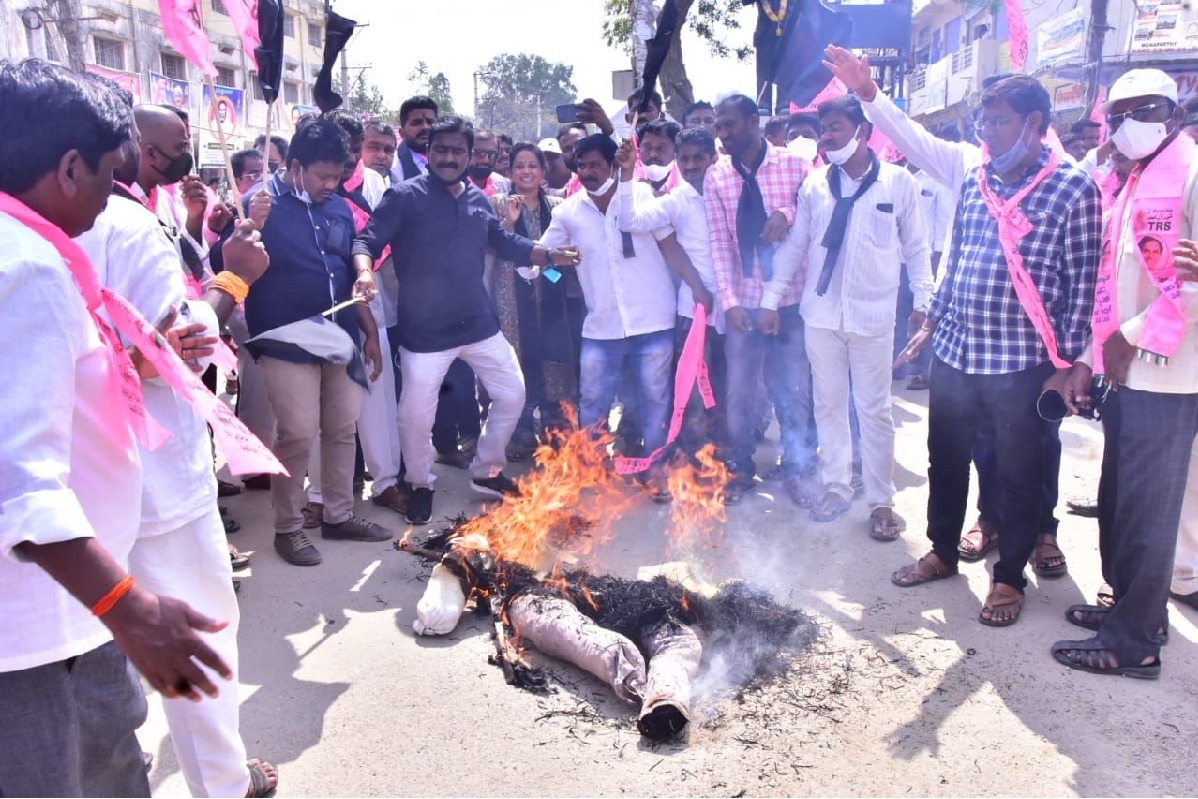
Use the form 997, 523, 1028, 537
1093, 134, 1192, 372
976, 147, 1071, 368
0, 193, 286, 476
615, 304, 716, 475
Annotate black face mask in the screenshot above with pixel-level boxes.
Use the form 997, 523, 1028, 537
468, 165, 493, 183
153, 147, 194, 184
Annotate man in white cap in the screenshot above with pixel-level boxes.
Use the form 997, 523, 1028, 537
539, 137, 573, 192
1056, 68, 1198, 678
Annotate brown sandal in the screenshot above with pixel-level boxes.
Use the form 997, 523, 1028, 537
979, 582, 1024, 627
891, 552, 958, 587
958, 519, 999, 561
869, 507, 906, 542
1033, 533, 1068, 578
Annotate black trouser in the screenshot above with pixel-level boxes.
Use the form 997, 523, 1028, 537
432, 358, 481, 453
1096, 388, 1198, 662
925, 358, 1053, 591
973, 420, 1062, 534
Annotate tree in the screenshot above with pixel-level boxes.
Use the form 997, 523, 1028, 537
347, 75, 401, 124
408, 61, 455, 115
475, 53, 578, 141
602, 0, 755, 117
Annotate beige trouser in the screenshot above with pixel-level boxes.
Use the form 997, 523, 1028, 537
1171, 443, 1198, 596
805, 324, 897, 508
260, 356, 363, 532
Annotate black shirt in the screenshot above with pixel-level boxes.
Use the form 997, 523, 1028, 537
353, 173, 537, 353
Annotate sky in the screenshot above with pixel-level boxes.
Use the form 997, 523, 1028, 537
331, 0, 760, 118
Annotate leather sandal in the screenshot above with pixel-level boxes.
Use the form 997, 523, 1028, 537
979, 582, 1024, 626
891, 551, 958, 587
1032, 533, 1068, 578
958, 519, 999, 561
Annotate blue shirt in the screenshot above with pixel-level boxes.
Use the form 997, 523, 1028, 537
930, 151, 1101, 375
354, 173, 537, 353
227, 175, 360, 361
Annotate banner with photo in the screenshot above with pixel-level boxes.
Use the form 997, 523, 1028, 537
149, 71, 192, 116
199, 83, 245, 167
1035, 6, 1085, 70
86, 64, 143, 99
1131, 1, 1198, 55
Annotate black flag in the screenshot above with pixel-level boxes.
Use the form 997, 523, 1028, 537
255, 0, 284, 105
767, 0, 853, 109
313, 11, 357, 113
637, 0, 680, 113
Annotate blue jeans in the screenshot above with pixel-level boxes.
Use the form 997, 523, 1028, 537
724, 305, 816, 482
579, 330, 674, 456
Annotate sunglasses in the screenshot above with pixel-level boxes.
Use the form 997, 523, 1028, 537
1105, 100, 1174, 128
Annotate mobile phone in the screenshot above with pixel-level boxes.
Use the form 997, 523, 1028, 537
556, 103, 581, 124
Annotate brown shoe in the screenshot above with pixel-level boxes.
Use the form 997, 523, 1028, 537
371, 484, 410, 514
891, 551, 958, 587
435, 448, 471, 470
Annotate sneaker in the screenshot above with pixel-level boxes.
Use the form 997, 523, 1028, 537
322, 515, 392, 542
274, 530, 322, 566
301, 502, 323, 529
472, 473, 520, 498
906, 374, 930, 391
406, 488, 434, 525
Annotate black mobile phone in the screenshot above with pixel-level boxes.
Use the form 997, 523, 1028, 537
555, 103, 581, 124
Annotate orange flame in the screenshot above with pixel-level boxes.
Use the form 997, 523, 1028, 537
664, 443, 730, 552
459, 406, 636, 572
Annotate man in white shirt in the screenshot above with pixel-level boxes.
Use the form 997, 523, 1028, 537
0, 59, 232, 797
615, 128, 725, 453
1056, 69, 1198, 678
772, 96, 933, 540
540, 134, 679, 496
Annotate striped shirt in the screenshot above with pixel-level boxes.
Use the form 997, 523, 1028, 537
930, 149, 1101, 374
705, 142, 809, 310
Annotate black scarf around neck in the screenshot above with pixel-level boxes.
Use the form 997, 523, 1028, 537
730, 142, 773, 279
816, 152, 881, 296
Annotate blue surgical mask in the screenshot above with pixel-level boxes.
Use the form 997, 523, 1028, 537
989, 119, 1030, 174
293, 166, 313, 205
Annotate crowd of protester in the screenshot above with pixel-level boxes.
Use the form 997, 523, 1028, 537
3, 46, 1198, 796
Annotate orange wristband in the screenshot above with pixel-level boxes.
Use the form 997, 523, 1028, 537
91, 575, 135, 617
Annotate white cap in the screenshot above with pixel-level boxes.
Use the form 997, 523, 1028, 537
537, 137, 562, 155
1104, 68, 1178, 111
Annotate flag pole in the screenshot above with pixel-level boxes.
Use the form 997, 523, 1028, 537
203, 74, 246, 219
260, 98, 273, 196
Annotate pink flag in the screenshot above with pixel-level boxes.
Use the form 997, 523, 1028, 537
791, 78, 848, 114
222, 0, 261, 71
158, 0, 216, 78
1005, 0, 1029, 70
1089, 88, 1108, 142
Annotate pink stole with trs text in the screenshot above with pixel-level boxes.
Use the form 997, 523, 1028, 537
1093, 133, 1192, 373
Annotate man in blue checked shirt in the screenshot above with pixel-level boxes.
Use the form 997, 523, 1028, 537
889, 76, 1102, 626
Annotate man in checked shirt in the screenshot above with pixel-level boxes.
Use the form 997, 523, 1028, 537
891, 77, 1102, 626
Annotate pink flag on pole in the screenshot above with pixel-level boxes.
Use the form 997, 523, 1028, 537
1005, 0, 1029, 70
158, 0, 216, 78
790, 78, 848, 114
222, 0, 261, 71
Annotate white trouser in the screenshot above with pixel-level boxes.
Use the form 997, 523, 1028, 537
805, 324, 897, 508
127, 507, 247, 798
1171, 443, 1198, 595
399, 332, 525, 488
308, 326, 402, 503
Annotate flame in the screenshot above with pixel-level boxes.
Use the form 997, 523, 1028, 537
580, 585, 599, 611
664, 444, 730, 552
459, 406, 636, 573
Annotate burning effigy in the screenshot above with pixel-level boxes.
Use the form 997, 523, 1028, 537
396, 414, 820, 741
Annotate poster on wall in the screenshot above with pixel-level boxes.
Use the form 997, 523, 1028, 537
1035, 6, 1085, 70
1131, 2, 1198, 55
149, 72, 191, 116
1053, 82, 1086, 112
86, 64, 142, 99
199, 83, 245, 167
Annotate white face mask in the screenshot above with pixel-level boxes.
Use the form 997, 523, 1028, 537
587, 175, 616, 197
1112, 118, 1171, 160
642, 161, 674, 182
823, 126, 861, 166
293, 166, 313, 205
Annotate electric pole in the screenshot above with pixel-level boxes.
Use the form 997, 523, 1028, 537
1085, 0, 1109, 109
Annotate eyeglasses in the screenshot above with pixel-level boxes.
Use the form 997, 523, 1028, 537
244, 170, 263, 180
973, 114, 1025, 134
473, 150, 498, 162
1105, 101, 1175, 128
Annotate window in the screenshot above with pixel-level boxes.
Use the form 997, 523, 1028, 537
308, 22, 322, 48
283, 13, 294, 37
249, 72, 263, 101
215, 65, 236, 88
93, 36, 125, 71
160, 52, 186, 80
211, 0, 226, 13
283, 80, 299, 104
